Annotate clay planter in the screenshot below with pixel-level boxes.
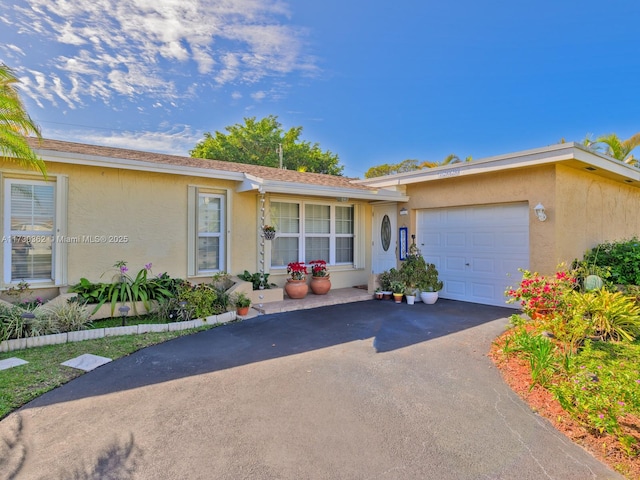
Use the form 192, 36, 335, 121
284, 279, 308, 299
236, 306, 250, 316
393, 293, 403, 304
310, 275, 331, 295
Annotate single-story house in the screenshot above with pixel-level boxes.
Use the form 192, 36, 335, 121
1, 139, 638, 308
0, 138, 407, 303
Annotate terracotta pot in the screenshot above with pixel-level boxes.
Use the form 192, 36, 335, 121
375, 292, 384, 300
236, 306, 250, 316
310, 275, 331, 295
284, 279, 308, 299
393, 293, 403, 304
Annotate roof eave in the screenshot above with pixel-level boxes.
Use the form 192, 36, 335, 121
237, 176, 409, 202
356, 143, 640, 187
35, 148, 246, 182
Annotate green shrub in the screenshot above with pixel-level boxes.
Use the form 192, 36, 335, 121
551, 340, 640, 448
237, 271, 276, 290
175, 282, 230, 318
38, 301, 92, 332
570, 290, 640, 342
0, 304, 31, 340
378, 268, 403, 291
583, 238, 640, 285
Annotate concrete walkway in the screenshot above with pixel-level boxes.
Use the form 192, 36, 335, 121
0, 299, 623, 479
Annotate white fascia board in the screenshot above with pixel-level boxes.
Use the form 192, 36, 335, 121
237, 176, 408, 202
37, 148, 245, 182
356, 143, 640, 187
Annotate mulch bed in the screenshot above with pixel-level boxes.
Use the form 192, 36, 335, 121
489, 330, 640, 479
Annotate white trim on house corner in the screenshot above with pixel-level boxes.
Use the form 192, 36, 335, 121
36, 148, 246, 182
236, 175, 409, 202
356, 143, 640, 188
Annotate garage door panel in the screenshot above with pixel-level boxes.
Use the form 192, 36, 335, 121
444, 279, 466, 297
471, 232, 494, 248
445, 256, 468, 272
422, 232, 442, 248
417, 203, 529, 307
444, 232, 466, 248
470, 257, 495, 274
471, 282, 496, 301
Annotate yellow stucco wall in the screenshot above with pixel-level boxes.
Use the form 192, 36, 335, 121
555, 164, 640, 266
0, 161, 373, 292
400, 163, 640, 276
401, 165, 558, 274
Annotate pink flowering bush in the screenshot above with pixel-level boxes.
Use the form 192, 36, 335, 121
506, 269, 576, 317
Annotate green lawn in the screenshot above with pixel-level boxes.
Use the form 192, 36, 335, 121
0, 325, 214, 419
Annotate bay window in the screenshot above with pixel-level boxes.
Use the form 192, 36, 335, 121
270, 201, 354, 268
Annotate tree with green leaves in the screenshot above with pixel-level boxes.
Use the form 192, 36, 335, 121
419, 153, 472, 169
0, 64, 46, 177
590, 132, 640, 165
364, 154, 472, 178
190, 115, 344, 175
364, 159, 420, 178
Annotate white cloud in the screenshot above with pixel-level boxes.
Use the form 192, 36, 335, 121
3, 0, 316, 109
47, 124, 204, 156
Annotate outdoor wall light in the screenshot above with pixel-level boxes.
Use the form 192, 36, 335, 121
399, 207, 408, 216
534, 203, 547, 222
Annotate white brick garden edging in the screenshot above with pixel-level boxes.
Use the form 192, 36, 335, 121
0, 311, 236, 353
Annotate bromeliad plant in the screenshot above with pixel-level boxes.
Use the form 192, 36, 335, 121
506, 268, 576, 317
70, 261, 175, 315
287, 262, 308, 281
309, 260, 329, 277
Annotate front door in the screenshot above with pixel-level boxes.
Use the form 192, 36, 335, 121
372, 204, 397, 274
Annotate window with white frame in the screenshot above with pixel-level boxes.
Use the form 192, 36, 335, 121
197, 193, 225, 273
4, 179, 55, 282
270, 201, 354, 267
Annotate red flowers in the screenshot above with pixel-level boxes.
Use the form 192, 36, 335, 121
506, 269, 576, 317
309, 259, 328, 277
287, 262, 308, 280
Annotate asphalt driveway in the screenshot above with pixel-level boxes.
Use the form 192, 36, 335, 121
0, 299, 623, 479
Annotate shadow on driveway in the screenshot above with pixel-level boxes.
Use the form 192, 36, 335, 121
25, 299, 512, 410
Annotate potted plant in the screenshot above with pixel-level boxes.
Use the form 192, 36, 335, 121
374, 287, 384, 300
262, 225, 276, 240
285, 262, 308, 299
233, 292, 251, 316
378, 268, 402, 300
419, 263, 444, 304
390, 280, 405, 303
404, 286, 416, 305
309, 259, 331, 295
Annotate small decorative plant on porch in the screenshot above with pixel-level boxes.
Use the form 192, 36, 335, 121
309, 260, 329, 277
287, 262, 307, 280
262, 225, 276, 240
285, 262, 308, 299
309, 259, 331, 295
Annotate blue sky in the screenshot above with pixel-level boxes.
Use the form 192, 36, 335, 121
1, 0, 639, 178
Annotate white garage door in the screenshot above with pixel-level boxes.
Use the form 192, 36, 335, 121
416, 203, 529, 307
